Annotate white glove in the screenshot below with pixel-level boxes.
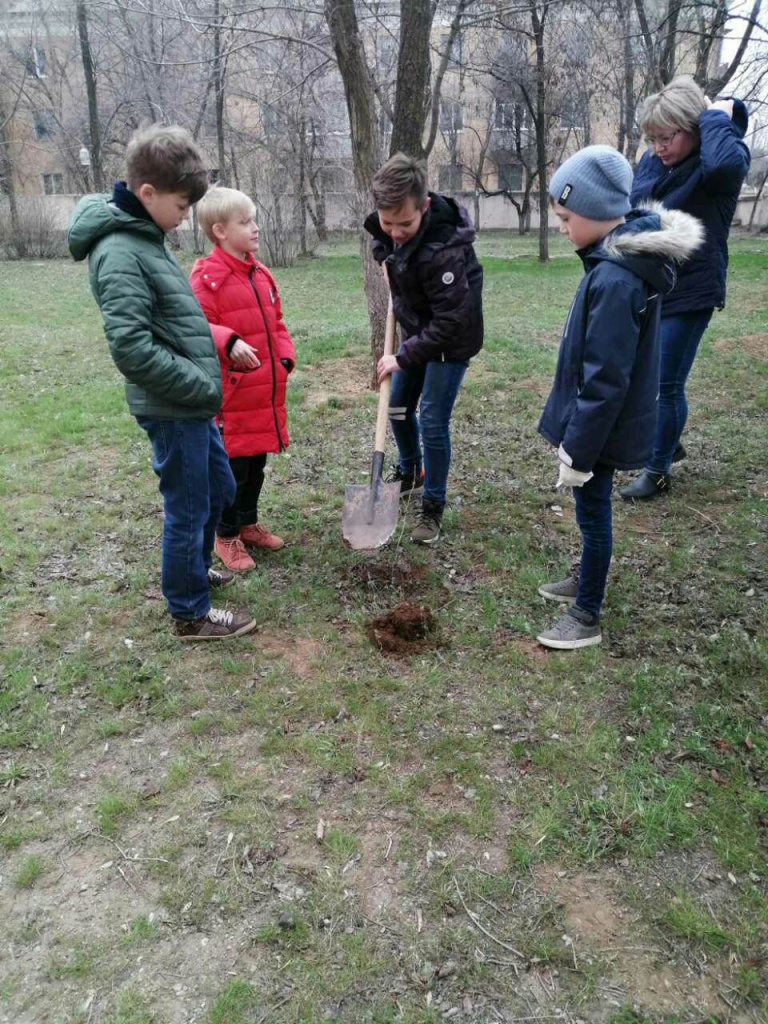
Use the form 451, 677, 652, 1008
556, 446, 593, 488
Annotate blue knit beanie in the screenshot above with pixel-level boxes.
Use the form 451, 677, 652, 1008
549, 145, 632, 220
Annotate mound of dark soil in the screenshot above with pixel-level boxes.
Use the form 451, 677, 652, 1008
366, 602, 436, 655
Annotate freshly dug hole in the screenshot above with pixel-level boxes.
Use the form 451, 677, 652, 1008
366, 602, 436, 654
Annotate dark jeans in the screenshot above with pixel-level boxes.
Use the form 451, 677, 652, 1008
135, 417, 236, 621
217, 454, 268, 537
573, 463, 615, 619
647, 309, 713, 475
389, 358, 469, 506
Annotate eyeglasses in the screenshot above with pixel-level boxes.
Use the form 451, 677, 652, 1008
645, 130, 681, 149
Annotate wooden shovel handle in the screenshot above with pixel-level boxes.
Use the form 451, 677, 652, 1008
373, 289, 396, 455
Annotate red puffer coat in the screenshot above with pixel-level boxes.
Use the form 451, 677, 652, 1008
190, 245, 295, 457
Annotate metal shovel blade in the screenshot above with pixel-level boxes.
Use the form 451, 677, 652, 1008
342, 480, 401, 550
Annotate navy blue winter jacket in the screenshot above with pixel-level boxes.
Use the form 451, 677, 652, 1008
538, 208, 704, 473
630, 100, 749, 315
364, 193, 483, 368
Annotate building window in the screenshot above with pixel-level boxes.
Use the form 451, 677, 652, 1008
378, 35, 397, 70
41, 173, 65, 195
320, 165, 347, 191
262, 104, 286, 137
26, 46, 47, 78
440, 31, 463, 65
559, 94, 585, 130
438, 164, 463, 192
497, 162, 523, 191
33, 109, 56, 139
494, 101, 517, 131
439, 100, 464, 133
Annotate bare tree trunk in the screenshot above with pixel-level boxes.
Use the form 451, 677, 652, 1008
76, 0, 104, 191
229, 145, 240, 189
0, 102, 20, 236
748, 166, 768, 230
530, 3, 549, 263
297, 114, 308, 255
706, 0, 762, 95
324, 0, 387, 381
390, 0, 434, 158
659, 0, 682, 84
213, 0, 228, 186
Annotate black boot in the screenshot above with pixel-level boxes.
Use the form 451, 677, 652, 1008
411, 499, 444, 544
672, 443, 686, 464
620, 470, 671, 501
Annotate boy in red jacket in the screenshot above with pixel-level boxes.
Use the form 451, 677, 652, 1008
191, 186, 295, 572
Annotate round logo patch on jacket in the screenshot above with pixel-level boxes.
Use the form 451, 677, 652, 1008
442, 271, 455, 285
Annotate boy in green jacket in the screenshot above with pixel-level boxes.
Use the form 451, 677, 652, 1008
68, 125, 256, 640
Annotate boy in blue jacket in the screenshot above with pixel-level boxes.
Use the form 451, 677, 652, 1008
536, 146, 703, 649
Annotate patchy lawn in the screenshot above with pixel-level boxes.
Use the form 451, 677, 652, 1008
0, 231, 766, 1024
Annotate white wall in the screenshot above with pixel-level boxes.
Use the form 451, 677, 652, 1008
1, 190, 765, 237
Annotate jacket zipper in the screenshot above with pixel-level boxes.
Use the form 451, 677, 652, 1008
249, 268, 284, 452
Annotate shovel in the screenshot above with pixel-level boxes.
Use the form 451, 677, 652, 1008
342, 292, 401, 550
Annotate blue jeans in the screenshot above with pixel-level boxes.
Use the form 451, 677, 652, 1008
647, 310, 713, 475
136, 417, 236, 620
573, 464, 615, 619
389, 359, 469, 505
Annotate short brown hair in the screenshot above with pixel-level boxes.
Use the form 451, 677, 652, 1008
371, 152, 428, 210
125, 125, 208, 202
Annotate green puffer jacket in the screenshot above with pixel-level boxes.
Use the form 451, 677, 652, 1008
68, 196, 224, 420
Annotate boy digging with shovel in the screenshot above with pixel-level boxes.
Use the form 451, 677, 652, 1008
365, 153, 484, 544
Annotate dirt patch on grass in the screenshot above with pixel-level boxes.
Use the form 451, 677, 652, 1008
366, 602, 436, 655
303, 355, 370, 409
538, 865, 728, 1018
342, 558, 429, 593
714, 332, 768, 358
258, 635, 326, 679
493, 630, 549, 661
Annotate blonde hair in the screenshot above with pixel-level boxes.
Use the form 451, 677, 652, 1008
125, 124, 208, 202
196, 186, 256, 242
371, 152, 428, 210
639, 76, 708, 136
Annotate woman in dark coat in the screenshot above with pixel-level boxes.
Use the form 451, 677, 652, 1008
620, 76, 750, 500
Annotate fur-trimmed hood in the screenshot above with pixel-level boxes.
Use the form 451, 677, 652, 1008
581, 203, 704, 296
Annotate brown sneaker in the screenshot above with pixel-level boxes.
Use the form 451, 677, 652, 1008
214, 535, 256, 571
172, 607, 256, 641
240, 523, 285, 550
207, 566, 235, 589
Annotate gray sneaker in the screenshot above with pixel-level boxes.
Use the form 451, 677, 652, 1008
537, 610, 602, 650
538, 575, 578, 604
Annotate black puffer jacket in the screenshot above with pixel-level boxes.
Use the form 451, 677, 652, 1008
364, 193, 483, 368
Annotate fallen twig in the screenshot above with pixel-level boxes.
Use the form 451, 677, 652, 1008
361, 914, 403, 937
256, 992, 292, 1024
117, 864, 137, 894
453, 876, 525, 961
684, 504, 720, 531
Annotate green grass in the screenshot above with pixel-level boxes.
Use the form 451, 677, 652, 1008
0, 231, 766, 1022
13, 854, 46, 889
208, 979, 260, 1024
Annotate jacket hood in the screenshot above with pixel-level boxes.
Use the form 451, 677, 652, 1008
422, 193, 476, 248
587, 203, 704, 294
68, 194, 163, 261
363, 192, 476, 256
